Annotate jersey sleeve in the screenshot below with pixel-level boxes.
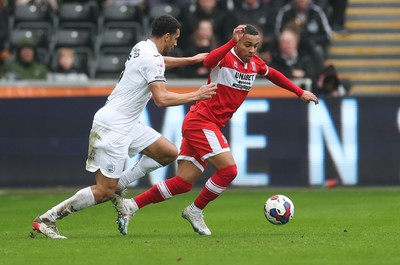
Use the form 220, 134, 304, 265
266, 67, 304, 97
258, 59, 269, 77
204, 39, 237, 69
141, 54, 166, 85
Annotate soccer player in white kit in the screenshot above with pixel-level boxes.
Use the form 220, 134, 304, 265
113, 24, 319, 236
32, 15, 217, 239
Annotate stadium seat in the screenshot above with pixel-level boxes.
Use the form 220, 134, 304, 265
58, 2, 98, 22
9, 24, 51, 51
98, 4, 143, 32
146, 3, 182, 36
93, 53, 127, 79
57, 2, 98, 36
52, 29, 93, 50
11, 3, 55, 31
13, 3, 53, 22
149, 3, 181, 21
95, 22, 142, 56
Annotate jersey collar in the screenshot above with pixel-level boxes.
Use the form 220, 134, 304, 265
230, 47, 248, 69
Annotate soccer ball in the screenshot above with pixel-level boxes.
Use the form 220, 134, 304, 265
264, 194, 294, 225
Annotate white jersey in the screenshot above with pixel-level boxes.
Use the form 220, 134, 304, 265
93, 39, 166, 135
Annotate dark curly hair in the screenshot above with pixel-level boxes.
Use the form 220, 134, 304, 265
244, 24, 259, 36
151, 15, 181, 38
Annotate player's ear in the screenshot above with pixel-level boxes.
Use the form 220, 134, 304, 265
164, 33, 171, 42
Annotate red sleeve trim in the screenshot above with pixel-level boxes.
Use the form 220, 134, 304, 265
203, 39, 237, 68
266, 67, 304, 97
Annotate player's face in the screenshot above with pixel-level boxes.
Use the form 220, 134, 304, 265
235, 33, 260, 63
163, 29, 180, 56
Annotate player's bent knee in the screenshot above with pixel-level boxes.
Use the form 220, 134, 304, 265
175, 176, 193, 193
162, 147, 178, 165
218, 164, 238, 183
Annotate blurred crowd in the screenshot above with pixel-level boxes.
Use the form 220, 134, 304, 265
0, 0, 350, 96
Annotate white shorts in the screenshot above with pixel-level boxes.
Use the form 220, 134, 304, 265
85, 122, 161, 178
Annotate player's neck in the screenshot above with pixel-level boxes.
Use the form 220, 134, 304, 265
150, 36, 165, 55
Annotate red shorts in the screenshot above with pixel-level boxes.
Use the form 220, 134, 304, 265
177, 112, 230, 171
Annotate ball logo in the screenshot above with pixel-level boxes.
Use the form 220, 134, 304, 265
106, 163, 115, 173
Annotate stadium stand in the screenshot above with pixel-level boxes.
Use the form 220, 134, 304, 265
327, 0, 400, 94
1, 0, 399, 95
57, 1, 99, 37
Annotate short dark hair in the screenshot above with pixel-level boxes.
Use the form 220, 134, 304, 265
151, 15, 181, 38
244, 24, 259, 36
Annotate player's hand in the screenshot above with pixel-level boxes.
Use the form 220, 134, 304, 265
197, 83, 217, 100
190, 53, 208, 64
300, 90, 319, 105
232, 25, 246, 42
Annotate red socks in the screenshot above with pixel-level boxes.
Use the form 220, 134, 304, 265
134, 176, 192, 208
194, 165, 237, 209
134, 165, 237, 210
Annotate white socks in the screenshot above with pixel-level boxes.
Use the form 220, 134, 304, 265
129, 199, 140, 212
117, 155, 162, 191
43, 187, 95, 222
190, 202, 203, 214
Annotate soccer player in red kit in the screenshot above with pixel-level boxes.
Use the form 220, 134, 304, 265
114, 24, 319, 236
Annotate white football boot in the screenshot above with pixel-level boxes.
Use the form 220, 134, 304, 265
32, 216, 67, 239
112, 194, 136, 235
182, 205, 211, 236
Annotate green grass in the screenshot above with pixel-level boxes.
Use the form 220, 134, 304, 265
1, 187, 399, 265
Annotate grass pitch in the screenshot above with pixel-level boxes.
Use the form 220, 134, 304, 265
0, 187, 399, 265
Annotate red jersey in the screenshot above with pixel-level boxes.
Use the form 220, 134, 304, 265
189, 40, 267, 128
189, 39, 303, 128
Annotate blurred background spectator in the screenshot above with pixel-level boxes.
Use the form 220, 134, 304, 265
182, 18, 217, 78
274, 0, 332, 63
180, 0, 232, 48
327, 0, 348, 33
314, 0, 349, 33
48, 47, 89, 82
4, 38, 48, 80
315, 64, 350, 97
269, 28, 322, 90
229, 0, 276, 51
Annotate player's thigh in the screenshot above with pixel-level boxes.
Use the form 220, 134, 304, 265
140, 136, 178, 163
95, 170, 119, 187
89, 170, 120, 203
86, 123, 130, 178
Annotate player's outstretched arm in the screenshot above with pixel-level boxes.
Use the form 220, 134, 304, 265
266, 67, 319, 105
149, 82, 217, 107
163, 53, 208, 69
